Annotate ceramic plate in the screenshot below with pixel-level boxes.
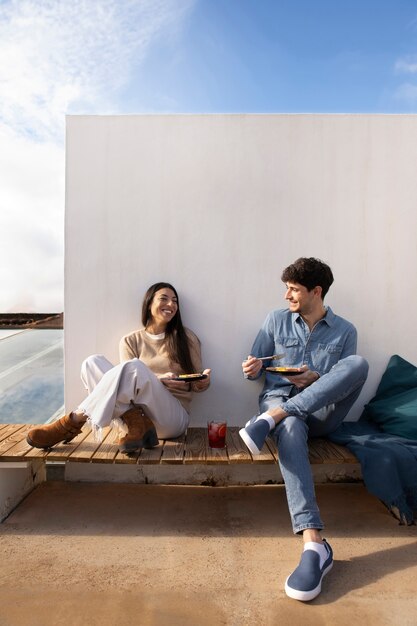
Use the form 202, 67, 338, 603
265, 367, 302, 376
173, 373, 208, 382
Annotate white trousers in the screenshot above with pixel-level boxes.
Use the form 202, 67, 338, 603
78, 355, 189, 438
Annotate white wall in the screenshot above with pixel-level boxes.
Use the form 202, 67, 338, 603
65, 114, 417, 425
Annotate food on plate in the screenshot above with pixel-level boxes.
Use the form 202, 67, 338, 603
265, 366, 302, 375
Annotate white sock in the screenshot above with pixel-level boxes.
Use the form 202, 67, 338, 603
303, 541, 329, 568
255, 412, 276, 431
70, 410, 87, 425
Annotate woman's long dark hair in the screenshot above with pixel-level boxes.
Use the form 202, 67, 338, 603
141, 282, 196, 373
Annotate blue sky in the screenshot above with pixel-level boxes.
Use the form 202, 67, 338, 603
1, 0, 417, 311
124, 0, 417, 114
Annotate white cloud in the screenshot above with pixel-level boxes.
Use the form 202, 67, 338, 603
395, 57, 417, 75
0, 0, 195, 311
393, 82, 417, 104
0, 0, 194, 141
0, 123, 65, 311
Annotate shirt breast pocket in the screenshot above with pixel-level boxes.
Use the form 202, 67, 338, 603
315, 342, 343, 370
277, 338, 301, 366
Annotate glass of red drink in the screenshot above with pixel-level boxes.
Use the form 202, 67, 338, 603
207, 420, 227, 448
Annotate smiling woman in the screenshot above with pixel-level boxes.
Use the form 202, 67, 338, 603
139, 282, 196, 376
26, 282, 211, 454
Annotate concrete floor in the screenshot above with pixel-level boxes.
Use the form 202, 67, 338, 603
0, 482, 416, 626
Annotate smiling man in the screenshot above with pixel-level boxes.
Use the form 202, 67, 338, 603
239, 257, 368, 602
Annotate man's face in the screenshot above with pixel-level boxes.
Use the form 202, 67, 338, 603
284, 281, 318, 315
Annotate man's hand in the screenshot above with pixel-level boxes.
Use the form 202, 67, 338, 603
242, 355, 262, 378
284, 365, 319, 389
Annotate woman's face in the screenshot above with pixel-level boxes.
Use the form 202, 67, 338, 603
149, 287, 178, 328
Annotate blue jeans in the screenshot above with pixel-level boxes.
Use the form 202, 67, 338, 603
260, 355, 369, 534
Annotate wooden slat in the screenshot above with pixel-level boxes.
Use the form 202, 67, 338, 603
20, 443, 51, 460
135, 443, 163, 464
114, 449, 140, 464
206, 442, 228, 464
324, 440, 358, 463
308, 438, 345, 464
265, 436, 278, 462
0, 424, 27, 448
113, 442, 164, 464
4, 429, 38, 459
250, 438, 275, 464
184, 427, 206, 464
65, 428, 108, 462
226, 427, 252, 464
307, 439, 326, 464
0, 423, 11, 438
91, 429, 119, 463
0, 425, 32, 459
160, 435, 186, 464
0, 424, 358, 467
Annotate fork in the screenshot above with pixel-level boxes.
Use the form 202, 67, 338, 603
256, 353, 285, 361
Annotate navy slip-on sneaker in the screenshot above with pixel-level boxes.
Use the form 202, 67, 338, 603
239, 417, 270, 455
244, 415, 257, 428
285, 539, 333, 602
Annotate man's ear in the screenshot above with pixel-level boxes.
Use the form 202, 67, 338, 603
313, 285, 323, 299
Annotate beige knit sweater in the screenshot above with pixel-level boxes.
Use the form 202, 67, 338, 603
119, 328, 203, 412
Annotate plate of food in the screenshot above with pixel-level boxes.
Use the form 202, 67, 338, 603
173, 373, 208, 382
265, 366, 303, 376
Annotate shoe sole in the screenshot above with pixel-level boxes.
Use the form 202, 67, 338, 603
26, 435, 51, 450
284, 561, 333, 602
26, 433, 79, 449
238, 427, 262, 455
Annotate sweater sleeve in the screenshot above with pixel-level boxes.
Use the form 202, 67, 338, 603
119, 333, 140, 362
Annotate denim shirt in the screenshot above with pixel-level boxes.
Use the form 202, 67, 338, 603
249, 306, 357, 401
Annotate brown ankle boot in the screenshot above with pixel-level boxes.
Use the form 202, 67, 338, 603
26, 414, 86, 449
118, 403, 159, 454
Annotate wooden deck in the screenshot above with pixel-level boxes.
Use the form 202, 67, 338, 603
0, 423, 357, 466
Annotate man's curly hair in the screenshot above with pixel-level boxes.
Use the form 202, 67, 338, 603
281, 257, 334, 299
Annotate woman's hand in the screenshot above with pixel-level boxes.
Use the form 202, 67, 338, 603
192, 368, 211, 392
159, 370, 211, 392
159, 372, 190, 391
242, 355, 262, 378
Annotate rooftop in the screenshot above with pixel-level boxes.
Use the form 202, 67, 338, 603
0, 481, 416, 625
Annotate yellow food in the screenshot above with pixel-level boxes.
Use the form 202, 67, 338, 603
178, 373, 202, 378
267, 367, 299, 372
